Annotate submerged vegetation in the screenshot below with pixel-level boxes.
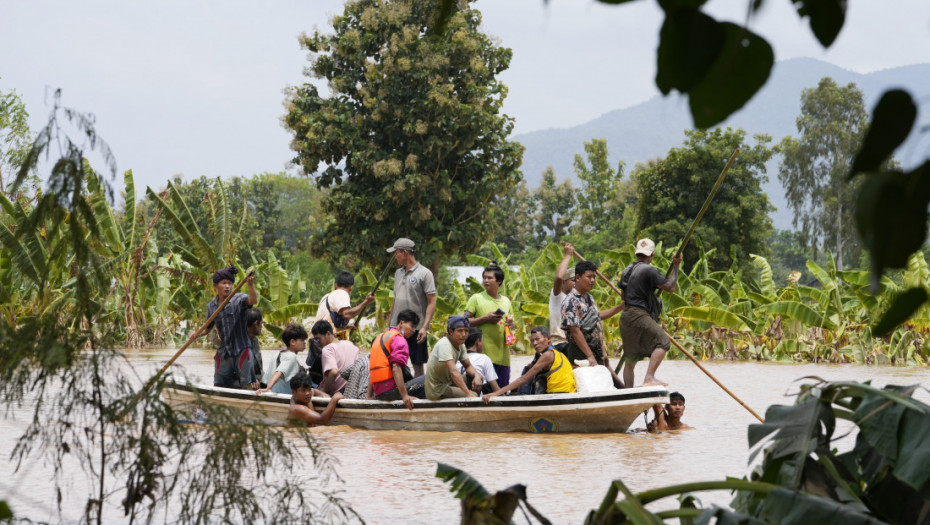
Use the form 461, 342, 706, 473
440, 379, 930, 524
0, 94, 355, 523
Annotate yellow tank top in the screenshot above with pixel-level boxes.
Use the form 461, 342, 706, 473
546, 348, 576, 393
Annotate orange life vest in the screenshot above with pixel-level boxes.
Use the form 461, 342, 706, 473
369, 329, 401, 384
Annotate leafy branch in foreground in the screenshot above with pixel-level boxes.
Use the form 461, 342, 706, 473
440, 380, 930, 524
1, 94, 357, 524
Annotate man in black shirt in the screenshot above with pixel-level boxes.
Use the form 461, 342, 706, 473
618, 239, 680, 387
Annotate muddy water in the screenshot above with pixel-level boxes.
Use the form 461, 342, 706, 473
3, 347, 928, 523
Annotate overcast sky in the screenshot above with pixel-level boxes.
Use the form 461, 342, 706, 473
2, 0, 929, 199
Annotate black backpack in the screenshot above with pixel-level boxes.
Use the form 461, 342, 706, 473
326, 295, 350, 330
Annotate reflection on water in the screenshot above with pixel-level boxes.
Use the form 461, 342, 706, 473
2, 346, 928, 523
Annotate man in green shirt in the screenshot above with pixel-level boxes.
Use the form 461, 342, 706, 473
464, 263, 516, 387
425, 316, 481, 400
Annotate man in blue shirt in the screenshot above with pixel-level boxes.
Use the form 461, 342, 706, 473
194, 266, 258, 388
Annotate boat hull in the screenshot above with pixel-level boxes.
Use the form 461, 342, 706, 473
163, 382, 668, 433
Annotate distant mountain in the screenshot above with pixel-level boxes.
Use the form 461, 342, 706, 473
512, 58, 930, 230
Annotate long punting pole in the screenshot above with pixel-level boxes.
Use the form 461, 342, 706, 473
665, 148, 740, 278
352, 254, 396, 328
142, 270, 254, 394
573, 240, 764, 420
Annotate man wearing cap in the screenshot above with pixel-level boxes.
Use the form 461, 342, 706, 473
387, 238, 437, 377
618, 238, 681, 387
193, 266, 258, 388
424, 315, 481, 400
549, 242, 576, 355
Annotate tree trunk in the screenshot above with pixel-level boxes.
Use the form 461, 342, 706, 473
836, 203, 844, 270
431, 255, 440, 280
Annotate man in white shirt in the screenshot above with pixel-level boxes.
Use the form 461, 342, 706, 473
458, 328, 500, 394
314, 270, 376, 333
549, 242, 576, 355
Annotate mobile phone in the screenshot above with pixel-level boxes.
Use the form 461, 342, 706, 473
494, 308, 505, 315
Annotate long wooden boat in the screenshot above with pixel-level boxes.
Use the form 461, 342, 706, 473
163, 380, 668, 433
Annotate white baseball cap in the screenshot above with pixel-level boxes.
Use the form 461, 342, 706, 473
635, 238, 656, 257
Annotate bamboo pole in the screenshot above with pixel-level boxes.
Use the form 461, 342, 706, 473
571, 249, 764, 422
142, 270, 254, 394
665, 148, 740, 278
352, 254, 395, 328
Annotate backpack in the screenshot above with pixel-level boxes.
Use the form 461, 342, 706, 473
326, 294, 350, 329
302, 338, 325, 385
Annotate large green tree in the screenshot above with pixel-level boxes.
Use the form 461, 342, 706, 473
778, 77, 870, 270
285, 0, 523, 272
532, 167, 575, 247
0, 86, 35, 196
567, 138, 637, 255
634, 127, 774, 271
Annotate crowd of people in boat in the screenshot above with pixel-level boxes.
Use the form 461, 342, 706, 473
194, 237, 689, 428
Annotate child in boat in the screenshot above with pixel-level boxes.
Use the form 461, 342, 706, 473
647, 391, 692, 431
368, 309, 420, 410
287, 370, 343, 427
311, 320, 361, 395
257, 324, 324, 396
458, 328, 500, 394
482, 326, 576, 403
424, 315, 481, 400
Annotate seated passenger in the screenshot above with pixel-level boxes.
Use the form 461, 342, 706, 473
458, 328, 500, 395
369, 309, 420, 410
311, 320, 361, 395
257, 323, 320, 396
340, 355, 370, 400
287, 370, 343, 427
482, 326, 576, 402
647, 391, 692, 431
425, 316, 481, 400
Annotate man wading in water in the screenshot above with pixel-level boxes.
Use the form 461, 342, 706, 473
618, 238, 681, 387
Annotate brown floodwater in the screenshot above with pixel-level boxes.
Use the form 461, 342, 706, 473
3, 346, 928, 523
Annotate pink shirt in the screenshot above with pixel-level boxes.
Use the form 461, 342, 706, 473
321, 340, 360, 395
372, 329, 410, 396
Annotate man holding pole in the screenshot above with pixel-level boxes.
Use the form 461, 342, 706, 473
194, 266, 258, 389
618, 239, 681, 387
561, 260, 624, 387
387, 238, 437, 378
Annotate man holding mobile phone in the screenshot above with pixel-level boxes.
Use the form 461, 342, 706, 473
464, 262, 516, 388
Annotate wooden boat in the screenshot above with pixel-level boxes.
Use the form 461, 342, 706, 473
163, 380, 668, 433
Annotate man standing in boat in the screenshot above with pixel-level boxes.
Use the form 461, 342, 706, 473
386, 238, 437, 378
549, 242, 576, 355
561, 260, 624, 387
194, 266, 258, 389
464, 262, 516, 387
313, 270, 376, 334
618, 238, 681, 387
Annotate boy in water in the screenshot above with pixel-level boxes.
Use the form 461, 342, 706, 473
647, 391, 691, 431
287, 370, 343, 427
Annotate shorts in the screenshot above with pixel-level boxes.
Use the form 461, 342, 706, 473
567, 339, 605, 364
620, 306, 670, 363
214, 348, 252, 388
406, 334, 429, 365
